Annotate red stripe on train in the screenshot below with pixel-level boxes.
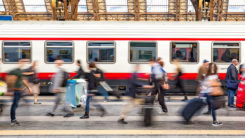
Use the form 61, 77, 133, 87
0, 38, 245, 41
0, 73, 227, 80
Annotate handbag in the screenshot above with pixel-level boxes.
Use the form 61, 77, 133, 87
211, 96, 226, 110
210, 79, 224, 96
227, 80, 239, 90
211, 86, 224, 96
162, 83, 170, 90
32, 78, 40, 84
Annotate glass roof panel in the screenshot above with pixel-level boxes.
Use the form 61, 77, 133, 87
78, 0, 87, 12
187, 0, 195, 12
23, 0, 47, 12
106, 0, 128, 12
0, 0, 5, 12
146, 0, 168, 12
228, 0, 245, 12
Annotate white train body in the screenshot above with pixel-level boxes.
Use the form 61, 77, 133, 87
0, 21, 244, 93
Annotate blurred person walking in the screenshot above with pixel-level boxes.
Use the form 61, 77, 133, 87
225, 59, 239, 108
200, 63, 223, 126
236, 64, 245, 109
173, 59, 188, 101
80, 62, 106, 119
149, 58, 168, 113
24, 61, 41, 104
46, 60, 74, 117
7, 59, 32, 126
118, 65, 152, 124
71, 60, 85, 79
197, 60, 209, 92
95, 64, 121, 102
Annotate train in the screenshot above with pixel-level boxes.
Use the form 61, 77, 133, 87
0, 21, 245, 94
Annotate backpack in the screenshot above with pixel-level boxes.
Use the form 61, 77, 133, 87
6, 69, 18, 90
61, 70, 69, 87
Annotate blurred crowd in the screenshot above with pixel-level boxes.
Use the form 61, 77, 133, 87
0, 57, 244, 127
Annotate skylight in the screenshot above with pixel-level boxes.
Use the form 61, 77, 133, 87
187, 0, 195, 12
228, 0, 245, 12
0, 0, 5, 12
78, 0, 87, 12
106, 0, 128, 12
23, 0, 47, 12
146, 0, 168, 12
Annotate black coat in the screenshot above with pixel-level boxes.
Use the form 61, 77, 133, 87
225, 64, 238, 81
72, 66, 85, 79
95, 68, 105, 81
24, 66, 37, 83
85, 70, 99, 90
127, 72, 143, 98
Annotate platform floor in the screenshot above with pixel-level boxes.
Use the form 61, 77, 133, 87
0, 96, 245, 138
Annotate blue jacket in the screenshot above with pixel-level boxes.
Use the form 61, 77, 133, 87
225, 64, 238, 82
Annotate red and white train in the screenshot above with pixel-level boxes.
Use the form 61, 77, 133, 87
0, 21, 244, 94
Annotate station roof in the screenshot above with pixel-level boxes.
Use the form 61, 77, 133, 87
0, 0, 244, 21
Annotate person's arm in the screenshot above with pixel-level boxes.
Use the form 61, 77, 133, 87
23, 72, 34, 76
231, 67, 237, 80
52, 71, 63, 93
71, 70, 80, 79
22, 79, 32, 94
209, 78, 221, 87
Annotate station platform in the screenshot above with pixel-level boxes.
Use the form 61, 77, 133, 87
0, 96, 245, 138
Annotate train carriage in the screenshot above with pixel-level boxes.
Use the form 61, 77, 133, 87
0, 21, 244, 94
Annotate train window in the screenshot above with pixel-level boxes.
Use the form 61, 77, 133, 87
3, 41, 31, 63
106, 0, 128, 12
77, 0, 87, 12
146, 0, 168, 12
45, 41, 73, 63
171, 42, 198, 62
212, 43, 240, 63
87, 42, 115, 63
23, 0, 47, 12
129, 42, 156, 63
0, 0, 5, 12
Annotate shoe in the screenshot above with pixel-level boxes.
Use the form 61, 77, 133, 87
203, 111, 211, 115
212, 121, 223, 127
162, 108, 168, 113
229, 105, 236, 108
11, 120, 20, 126
104, 99, 111, 102
100, 109, 106, 117
34, 102, 41, 104
64, 113, 74, 118
46, 112, 55, 117
80, 114, 89, 119
181, 99, 188, 102
118, 119, 128, 124
76, 104, 81, 108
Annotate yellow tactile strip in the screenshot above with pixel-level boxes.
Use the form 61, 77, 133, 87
0, 130, 245, 136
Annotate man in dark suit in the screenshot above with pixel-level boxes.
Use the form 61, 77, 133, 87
118, 65, 152, 124
225, 59, 239, 108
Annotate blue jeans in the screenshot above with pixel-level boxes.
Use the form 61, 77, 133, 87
85, 94, 92, 113
206, 95, 216, 122
10, 90, 22, 121
228, 89, 235, 106
97, 85, 109, 100
85, 91, 104, 114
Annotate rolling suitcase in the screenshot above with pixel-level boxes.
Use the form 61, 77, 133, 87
181, 98, 205, 123
66, 80, 77, 108
143, 96, 155, 126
